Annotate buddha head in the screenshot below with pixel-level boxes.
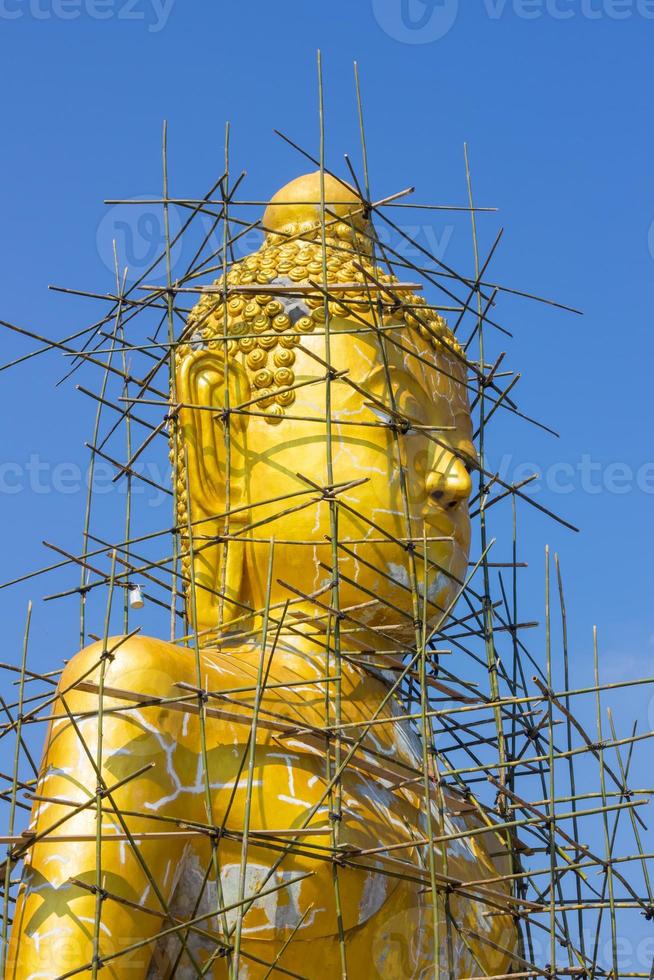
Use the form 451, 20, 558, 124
173, 172, 476, 651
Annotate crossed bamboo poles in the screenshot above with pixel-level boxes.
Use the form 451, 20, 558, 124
0, 54, 650, 980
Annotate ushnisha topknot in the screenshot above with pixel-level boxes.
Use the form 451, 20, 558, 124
261, 170, 374, 246
177, 170, 466, 423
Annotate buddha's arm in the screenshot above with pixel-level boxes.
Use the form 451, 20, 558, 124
7, 636, 207, 980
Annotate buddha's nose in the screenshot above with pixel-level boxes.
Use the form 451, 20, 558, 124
425, 453, 472, 511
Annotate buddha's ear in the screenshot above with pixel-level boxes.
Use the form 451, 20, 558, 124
175, 348, 249, 516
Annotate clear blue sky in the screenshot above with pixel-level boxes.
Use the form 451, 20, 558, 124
1, 0, 653, 963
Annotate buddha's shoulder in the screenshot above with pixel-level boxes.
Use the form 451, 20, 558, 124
61, 634, 394, 724
60, 632, 185, 686
65, 632, 370, 684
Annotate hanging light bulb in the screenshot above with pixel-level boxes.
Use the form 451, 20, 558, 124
128, 584, 144, 610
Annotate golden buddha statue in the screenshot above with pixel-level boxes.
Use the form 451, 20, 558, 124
7, 173, 518, 977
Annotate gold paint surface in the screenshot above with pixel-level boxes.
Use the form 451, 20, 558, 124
8, 173, 518, 978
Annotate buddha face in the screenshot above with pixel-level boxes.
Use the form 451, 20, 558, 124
176, 170, 476, 649
177, 313, 476, 650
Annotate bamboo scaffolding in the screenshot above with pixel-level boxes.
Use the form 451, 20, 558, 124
0, 65, 650, 980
